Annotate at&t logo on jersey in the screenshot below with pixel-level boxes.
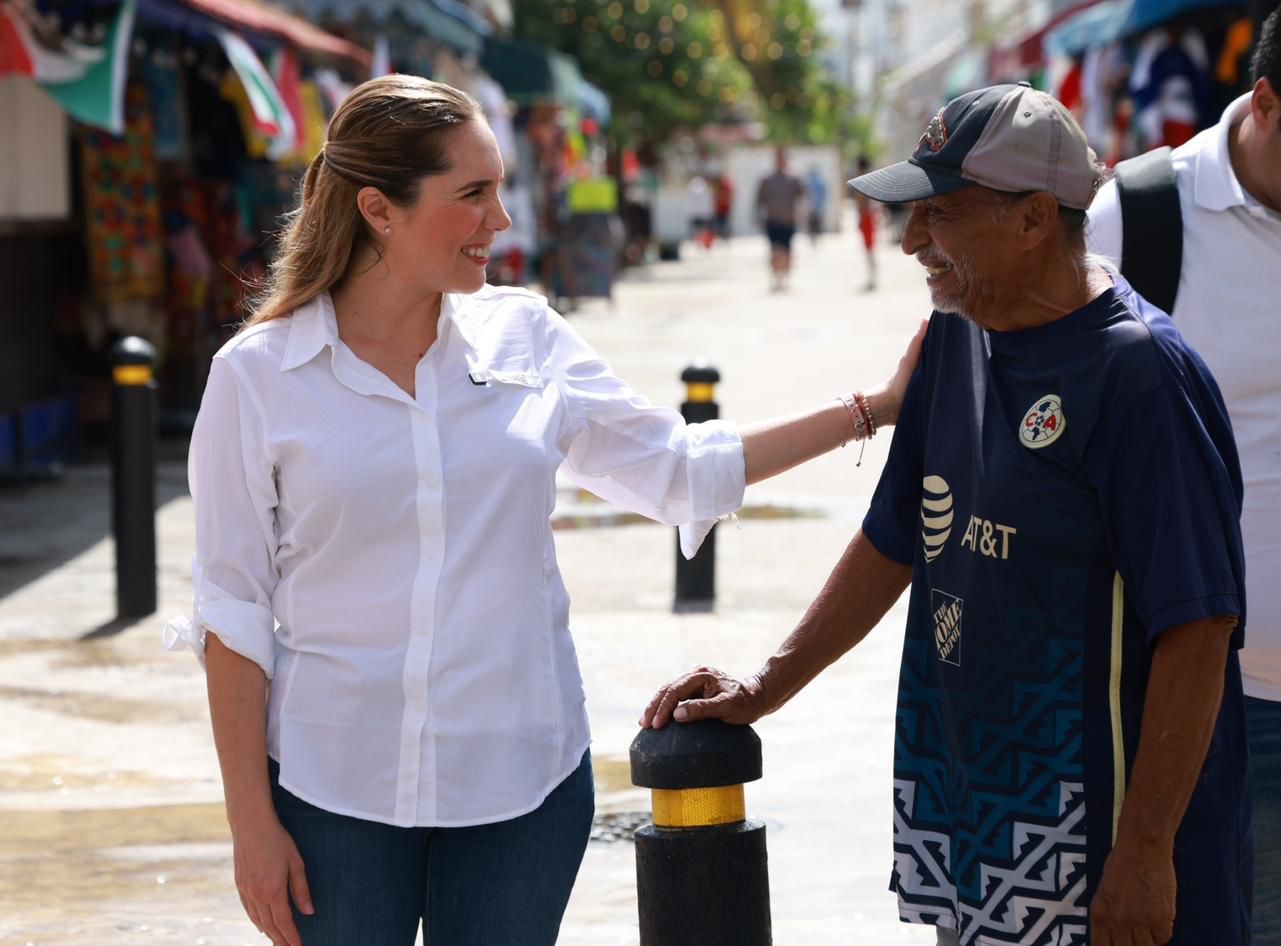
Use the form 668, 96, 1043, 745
921, 475, 953, 563
1020, 394, 1066, 449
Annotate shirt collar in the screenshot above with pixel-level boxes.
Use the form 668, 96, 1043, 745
280, 293, 337, 371
280, 291, 481, 372
1191, 92, 1252, 212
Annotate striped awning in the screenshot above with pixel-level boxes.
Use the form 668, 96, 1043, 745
178, 0, 370, 64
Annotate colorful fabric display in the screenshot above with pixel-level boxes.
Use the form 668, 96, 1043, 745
80, 79, 164, 303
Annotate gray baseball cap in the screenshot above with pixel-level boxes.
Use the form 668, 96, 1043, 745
850, 83, 1102, 210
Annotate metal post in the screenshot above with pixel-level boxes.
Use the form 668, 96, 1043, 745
110, 337, 158, 618
630, 719, 772, 945
675, 363, 720, 612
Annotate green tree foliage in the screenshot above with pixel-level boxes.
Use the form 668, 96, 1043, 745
512, 0, 841, 144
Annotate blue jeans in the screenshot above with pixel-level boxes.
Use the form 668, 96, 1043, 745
1249, 695, 1281, 945
269, 752, 594, 946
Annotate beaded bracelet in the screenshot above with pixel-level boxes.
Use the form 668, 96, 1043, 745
854, 391, 878, 438
838, 392, 876, 465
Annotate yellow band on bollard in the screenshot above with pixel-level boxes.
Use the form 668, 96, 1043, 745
686, 383, 715, 404
113, 365, 153, 386
652, 785, 745, 828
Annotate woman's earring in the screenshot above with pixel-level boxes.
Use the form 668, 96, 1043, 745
383, 226, 391, 235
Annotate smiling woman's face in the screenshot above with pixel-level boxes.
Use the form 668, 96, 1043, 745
388, 119, 512, 295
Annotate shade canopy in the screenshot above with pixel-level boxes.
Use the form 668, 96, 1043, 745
1119, 0, 1245, 36
1043, 0, 1132, 56
281, 0, 484, 56
481, 33, 612, 125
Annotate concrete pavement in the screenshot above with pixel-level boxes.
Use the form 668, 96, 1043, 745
0, 218, 938, 945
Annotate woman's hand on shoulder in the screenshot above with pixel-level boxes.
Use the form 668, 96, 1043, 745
639, 666, 770, 729
868, 317, 927, 428
231, 813, 314, 946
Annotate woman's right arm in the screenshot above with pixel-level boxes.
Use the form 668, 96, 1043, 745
737, 318, 926, 484
175, 355, 311, 946
207, 635, 313, 946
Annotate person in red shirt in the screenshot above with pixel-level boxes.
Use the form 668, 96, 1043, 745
854, 156, 879, 291
712, 173, 734, 240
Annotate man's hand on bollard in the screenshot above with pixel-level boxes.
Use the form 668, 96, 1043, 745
640, 666, 770, 729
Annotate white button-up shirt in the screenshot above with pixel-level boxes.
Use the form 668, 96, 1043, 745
164, 286, 745, 827
1089, 92, 1281, 699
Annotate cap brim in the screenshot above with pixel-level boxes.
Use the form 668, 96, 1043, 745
848, 159, 975, 203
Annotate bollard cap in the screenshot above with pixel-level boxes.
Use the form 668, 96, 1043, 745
111, 337, 157, 367
630, 719, 762, 789
680, 363, 720, 385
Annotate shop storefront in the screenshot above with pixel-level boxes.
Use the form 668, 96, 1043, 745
0, 0, 622, 476
988, 0, 1256, 163
0, 0, 367, 474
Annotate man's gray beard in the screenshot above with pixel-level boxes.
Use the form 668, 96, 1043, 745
929, 289, 973, 322
928, 256, 996, 324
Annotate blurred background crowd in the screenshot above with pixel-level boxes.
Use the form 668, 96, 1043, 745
0, 0, 1274, 480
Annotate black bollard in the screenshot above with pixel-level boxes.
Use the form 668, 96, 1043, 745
630, 719, 772, 945
110, 337, 158, 618
675, 363, 720, 613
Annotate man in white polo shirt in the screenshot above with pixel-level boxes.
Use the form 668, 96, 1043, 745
1089, 7, 1281, 943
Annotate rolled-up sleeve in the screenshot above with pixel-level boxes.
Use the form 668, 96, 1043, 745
163, 355, 279, 678
546, 308, 745, 557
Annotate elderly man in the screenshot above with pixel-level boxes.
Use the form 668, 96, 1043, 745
643, 83, 1251, 946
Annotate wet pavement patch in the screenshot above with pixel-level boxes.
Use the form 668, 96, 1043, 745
0, 802, 232, 925
591, 810, 648, 843
552, 490, 828, 531
590, 755, 648, 843
0, 756, 191, 796
0, 683, 200, 725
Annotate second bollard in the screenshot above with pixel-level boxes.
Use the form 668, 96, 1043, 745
675, 363, 720, 613
630, 719, 772, 945
111, 337, 158, 618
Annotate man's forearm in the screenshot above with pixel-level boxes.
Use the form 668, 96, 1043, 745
1114, 616, 1236, 853
755, 530, 912, 714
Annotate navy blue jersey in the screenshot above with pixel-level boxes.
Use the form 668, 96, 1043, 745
863, 281, 1250, 945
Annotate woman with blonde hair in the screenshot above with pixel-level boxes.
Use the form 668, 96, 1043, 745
165, 74, 922, 946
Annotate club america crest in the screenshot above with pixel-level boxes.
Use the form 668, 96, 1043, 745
919, 110, 949, 153
1020, 394, 1066, 449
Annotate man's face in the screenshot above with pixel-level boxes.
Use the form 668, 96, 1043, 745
899, 187, 1025, 325
1253, 78, 1281, 211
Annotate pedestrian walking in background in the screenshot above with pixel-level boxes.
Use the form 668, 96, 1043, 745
645, 83, 1251, 946
687, 173, 715, 250
1089, 6, 1281, 942
805, 164, 828, 245
163, 74, 925, 946
712, 172, 734, 239
854, 156, 879, 291
755, 147, 807, 292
